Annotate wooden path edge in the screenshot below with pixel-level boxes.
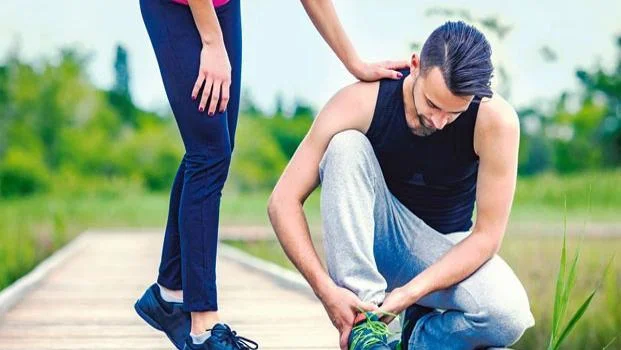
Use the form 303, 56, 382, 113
0, 230, 90, 318
0, 230, 317, 319
218, 244, 315, 298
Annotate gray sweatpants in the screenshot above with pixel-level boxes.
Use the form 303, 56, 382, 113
318, 130, 535, 349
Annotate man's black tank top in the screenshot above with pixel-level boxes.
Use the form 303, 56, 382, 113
365, 71, 482, 234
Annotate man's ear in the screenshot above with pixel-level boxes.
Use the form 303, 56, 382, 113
410, 53, 420, 75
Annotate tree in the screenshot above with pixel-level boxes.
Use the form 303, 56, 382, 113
108, 44, 137, 126
239, 87, 262, 116
574, 35, 621, 166
112, 45, 131, 101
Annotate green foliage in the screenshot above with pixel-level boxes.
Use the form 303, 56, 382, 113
109, 44, 138, 127
0, 45, 317, 197
120, 125, 184, 192
0, 148, 50, 197
518, 35, 621, 175
0, 45, 186, 197
112, 44, 131, 100
228, 102, 313, 191
547, 198, 614, 350
229, 116, 289, 192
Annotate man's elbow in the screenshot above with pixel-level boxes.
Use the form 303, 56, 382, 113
267, 190, 281, 223
472, 230, 503, 257
486, 233, 503, 256
267, 188, 295, 225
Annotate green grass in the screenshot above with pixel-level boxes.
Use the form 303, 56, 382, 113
514, 171, 621, 210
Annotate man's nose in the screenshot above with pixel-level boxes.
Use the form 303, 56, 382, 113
430, 115, 449, 130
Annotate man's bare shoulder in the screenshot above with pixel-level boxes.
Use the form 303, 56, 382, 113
313, 81, 380, 134
474, 93, 520, 156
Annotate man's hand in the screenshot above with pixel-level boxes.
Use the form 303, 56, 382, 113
319, 284, 379, 350
377, 287, 415, 324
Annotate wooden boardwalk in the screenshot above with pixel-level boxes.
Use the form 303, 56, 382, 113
0, 230, 339, 349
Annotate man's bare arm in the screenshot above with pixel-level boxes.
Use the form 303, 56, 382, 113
267, 81, 376, 298
267, 82, 377, 349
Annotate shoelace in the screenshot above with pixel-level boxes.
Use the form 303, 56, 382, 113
349, 310, 398, 350
211, 324, 259, 350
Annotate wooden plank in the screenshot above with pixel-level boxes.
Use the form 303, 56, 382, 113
0, 231, 338, 349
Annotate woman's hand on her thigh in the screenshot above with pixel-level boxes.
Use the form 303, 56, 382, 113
192, 42, 231, 116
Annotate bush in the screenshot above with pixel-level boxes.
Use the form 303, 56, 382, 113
143, 145, 181, 192
229, 116, 289, 192
0, 148, 50, 198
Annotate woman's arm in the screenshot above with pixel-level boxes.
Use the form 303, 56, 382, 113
187, 0, 231, 115
187, 0, 223, 46
300, 0, 407, 81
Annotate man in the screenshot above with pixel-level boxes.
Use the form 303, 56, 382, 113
267, 21, 535, 350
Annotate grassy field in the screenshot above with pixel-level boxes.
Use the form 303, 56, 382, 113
0, 171, 620, 348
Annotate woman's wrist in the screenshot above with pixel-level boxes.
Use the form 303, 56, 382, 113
344, 55, 363, 76
201, 34, 225, 48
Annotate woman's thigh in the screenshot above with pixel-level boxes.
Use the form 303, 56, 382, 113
140, 0, 233, 155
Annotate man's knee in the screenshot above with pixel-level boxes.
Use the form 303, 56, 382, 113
320, 130, 373, 174
472, 300, 535, 346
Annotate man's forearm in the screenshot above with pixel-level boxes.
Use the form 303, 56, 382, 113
401, 232, 499, 303
267, 196, 335, 299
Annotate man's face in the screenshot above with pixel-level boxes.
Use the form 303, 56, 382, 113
410, 67, 473, 136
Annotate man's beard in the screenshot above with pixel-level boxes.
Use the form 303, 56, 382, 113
414, 113, 437, 136
411, 76, 437, 137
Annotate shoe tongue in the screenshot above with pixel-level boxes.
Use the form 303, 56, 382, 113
212, 323, 227, 330
210, 323, 236, 340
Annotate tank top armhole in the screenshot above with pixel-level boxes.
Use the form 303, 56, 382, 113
471, 95, 483, 160
366, 80, 388, 140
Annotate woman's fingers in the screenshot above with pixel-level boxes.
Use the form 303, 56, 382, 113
382, 67, 403, 80
194, 72, 230, 116
199, 76, 214, 113
192, 73, 205, 101
384, 59, 409, 69
207, 80, 221, 116
219, 80, 231, 113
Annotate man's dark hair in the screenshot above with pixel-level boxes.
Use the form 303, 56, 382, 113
420, 21, 494, 98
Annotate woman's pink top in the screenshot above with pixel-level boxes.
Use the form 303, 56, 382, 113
171, 0, 229, 7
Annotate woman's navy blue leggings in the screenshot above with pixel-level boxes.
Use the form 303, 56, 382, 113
139, 0, 242, 312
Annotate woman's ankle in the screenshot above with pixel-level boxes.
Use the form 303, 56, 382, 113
157, 283, 184, 302
190, 310, 220, 334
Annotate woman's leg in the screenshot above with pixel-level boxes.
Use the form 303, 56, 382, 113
157, 158, 185, 297
140, 0, 242, 329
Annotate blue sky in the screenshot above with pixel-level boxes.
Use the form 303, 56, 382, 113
1, 0, 619, 113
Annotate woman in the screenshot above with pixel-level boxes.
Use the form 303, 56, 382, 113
134, 1, 407, 349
